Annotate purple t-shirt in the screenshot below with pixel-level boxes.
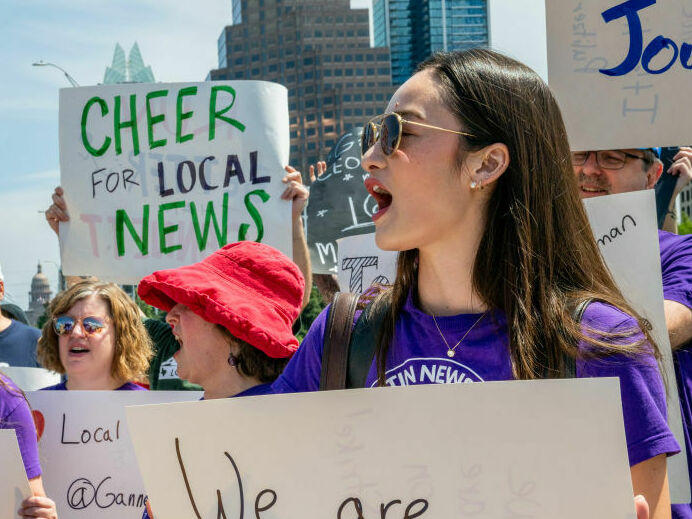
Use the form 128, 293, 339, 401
657, 231, 692, 517
273, 292, 679, 467
0, 373, 41, 479
40, 381, 147, 391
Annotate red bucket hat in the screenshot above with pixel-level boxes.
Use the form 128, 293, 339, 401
137, 242, 304, 358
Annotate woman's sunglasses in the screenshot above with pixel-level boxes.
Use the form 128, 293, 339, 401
361, 112, 475, 157
53, 316, 108, 336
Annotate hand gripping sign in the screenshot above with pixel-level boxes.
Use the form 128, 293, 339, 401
59, 81, 291, 283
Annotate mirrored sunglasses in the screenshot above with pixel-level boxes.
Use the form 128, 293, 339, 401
53, 316, 108, 336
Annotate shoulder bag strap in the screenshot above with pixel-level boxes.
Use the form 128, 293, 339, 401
346, 299, 390, 388
320, 292, 360, 390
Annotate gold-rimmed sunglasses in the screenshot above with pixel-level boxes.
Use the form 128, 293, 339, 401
361, 112, 474, 156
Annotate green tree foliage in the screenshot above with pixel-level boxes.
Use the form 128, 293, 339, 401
35, 304, 49, 330
679, 213, 692, 235
135, 293, 164, 320
295, 285, 327, 342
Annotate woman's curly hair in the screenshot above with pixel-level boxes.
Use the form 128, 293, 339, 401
37, 281, 153, 383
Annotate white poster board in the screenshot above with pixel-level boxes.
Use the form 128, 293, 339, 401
59, 81, 291, 283
584, 189, 689, 502
26, 390, 202, 519
0, 429, 32, 518
126, 379, 636, 518
336, 233, 397, 293
546, 0, 692, 150
2, 367, 61, 391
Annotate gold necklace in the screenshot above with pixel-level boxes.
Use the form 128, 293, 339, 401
431, 311, 487, 358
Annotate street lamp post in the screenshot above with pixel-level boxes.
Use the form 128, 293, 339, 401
32, 61, 80, 87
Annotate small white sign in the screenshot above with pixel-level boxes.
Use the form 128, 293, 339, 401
0, 429, 32, 519
2, 367, 61, 391
26, 390, 202, 519
546, 0, 692, 150
336, 233, 397, 293
59, 81, 291, 283
127, 379, 636, 519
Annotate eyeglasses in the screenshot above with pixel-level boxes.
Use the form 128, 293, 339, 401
361, 112, 474, 157
571, 150, 648, 170
53, 315, 108, 336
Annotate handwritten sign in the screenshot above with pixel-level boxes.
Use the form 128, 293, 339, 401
26, 390, 202, 518
336, 233, 396, 293
306, 128, 377, 274
59, 81, 291, 283
0, 429, 32, 519
583, 189, 689, 503
127, 379, 636, 518
2, 367, 61, 391
546, 0, 692, 150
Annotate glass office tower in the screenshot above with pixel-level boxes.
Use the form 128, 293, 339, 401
374, 0, 488, 85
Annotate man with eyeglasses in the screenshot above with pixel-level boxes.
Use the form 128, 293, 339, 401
572, 146, 692, 518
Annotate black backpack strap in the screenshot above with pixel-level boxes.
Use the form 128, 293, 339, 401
561, 298, 596, 378
320, 292, 360, 390
346, 299, 390, 388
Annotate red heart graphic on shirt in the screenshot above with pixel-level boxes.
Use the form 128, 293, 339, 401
31, 410, 45, 442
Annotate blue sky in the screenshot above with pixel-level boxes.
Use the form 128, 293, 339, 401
0, 0, 372, 309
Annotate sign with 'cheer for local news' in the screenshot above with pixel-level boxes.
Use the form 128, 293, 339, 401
59, 81, 291, 283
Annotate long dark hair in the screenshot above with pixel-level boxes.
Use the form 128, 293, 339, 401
374, 49, 658, 384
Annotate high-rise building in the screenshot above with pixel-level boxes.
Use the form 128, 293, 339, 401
103, 42, 155, 84
373, 0, 489, 85
209, 0, 394, 172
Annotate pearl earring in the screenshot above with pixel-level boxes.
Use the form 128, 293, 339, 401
470, 180, 478, 190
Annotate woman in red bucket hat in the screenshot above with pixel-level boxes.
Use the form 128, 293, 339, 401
137, 241, 304, 400
137, 241, 304, 519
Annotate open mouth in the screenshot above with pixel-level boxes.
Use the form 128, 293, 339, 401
580, 185, 608, 196
364, 178, 393, 220
69, 346, 90, 354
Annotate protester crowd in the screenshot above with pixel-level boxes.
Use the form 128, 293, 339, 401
2, 48, 692, 519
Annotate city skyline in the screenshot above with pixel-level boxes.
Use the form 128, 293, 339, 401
0, 0, 372, 311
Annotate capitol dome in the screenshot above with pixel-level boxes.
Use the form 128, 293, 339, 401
30, 263, 52, 305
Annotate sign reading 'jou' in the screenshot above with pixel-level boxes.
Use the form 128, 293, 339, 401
546, 0, 692, 150
59, 81, 291, 283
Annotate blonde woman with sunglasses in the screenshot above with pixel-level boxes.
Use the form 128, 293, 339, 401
37, 281, 152, 391
273, 50, 676, 519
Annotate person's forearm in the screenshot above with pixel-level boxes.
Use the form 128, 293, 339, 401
292, 216, 312, 309
665, 299, 692, 350
662, 193, 679, 234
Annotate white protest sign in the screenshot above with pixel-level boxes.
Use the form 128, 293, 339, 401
546, 0, 692, 150
0, 429, 32, 518
59, 81, 291, 283
127, 379, 636, 518
2, 367, 61, 391
583, 189, 689, 503
26, 390, 202, 519
336, 233, 397, 293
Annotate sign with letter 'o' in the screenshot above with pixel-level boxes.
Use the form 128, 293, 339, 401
27, 390, 202, 519
546, 0, 692, 150
127, 379, 637, 518
306, 128, 377, 274
59, 81, 291, 283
